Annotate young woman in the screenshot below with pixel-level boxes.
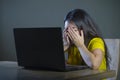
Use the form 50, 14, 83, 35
63, 9, 111, 70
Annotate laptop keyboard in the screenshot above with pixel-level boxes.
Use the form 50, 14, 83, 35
66, 64, 89, 71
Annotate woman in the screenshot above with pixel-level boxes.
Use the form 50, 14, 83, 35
63, 9, 111, 70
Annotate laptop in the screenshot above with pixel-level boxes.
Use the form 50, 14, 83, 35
13, 27, 89, 71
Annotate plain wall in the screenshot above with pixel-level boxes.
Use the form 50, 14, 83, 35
0, 0, 120, 60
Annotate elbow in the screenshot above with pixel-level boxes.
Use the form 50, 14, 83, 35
92, 65, 99, 70
91, 60, 101, 70
87, 63, 99, 70
92, 64, 100, 70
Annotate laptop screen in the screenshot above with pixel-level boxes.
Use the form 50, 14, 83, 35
14, 27, 66, 70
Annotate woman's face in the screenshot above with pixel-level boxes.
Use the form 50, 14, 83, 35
64, 21, 79, 34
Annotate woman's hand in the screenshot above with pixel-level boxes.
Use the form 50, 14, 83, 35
63, 28, 70, 51
67, 27, 84, 47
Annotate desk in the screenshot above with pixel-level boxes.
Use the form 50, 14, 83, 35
0, 61, 116, 80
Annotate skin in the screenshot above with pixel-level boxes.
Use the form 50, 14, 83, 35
63, 21, 103, 70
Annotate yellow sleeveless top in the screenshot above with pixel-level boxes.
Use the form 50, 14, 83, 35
67, 37, 106, 70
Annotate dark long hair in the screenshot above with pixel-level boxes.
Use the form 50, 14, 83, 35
64, 9, 111, 69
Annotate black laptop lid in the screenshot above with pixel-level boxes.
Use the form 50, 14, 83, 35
14, 27, 65, 70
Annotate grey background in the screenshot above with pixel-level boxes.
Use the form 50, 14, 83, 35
0, 0, 120, 79
0, 0, 120, 61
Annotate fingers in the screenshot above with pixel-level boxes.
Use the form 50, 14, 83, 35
63, 28, 71, 46
64, 26, 83, 43
66, 36, 70, 44
63, 29, 68, 39
67, 32, 73, 41
68, 27, 78, 40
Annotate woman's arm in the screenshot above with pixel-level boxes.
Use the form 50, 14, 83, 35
78, 45, 103, 70
67, 27, 103, 69
64, 45, 69, 51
